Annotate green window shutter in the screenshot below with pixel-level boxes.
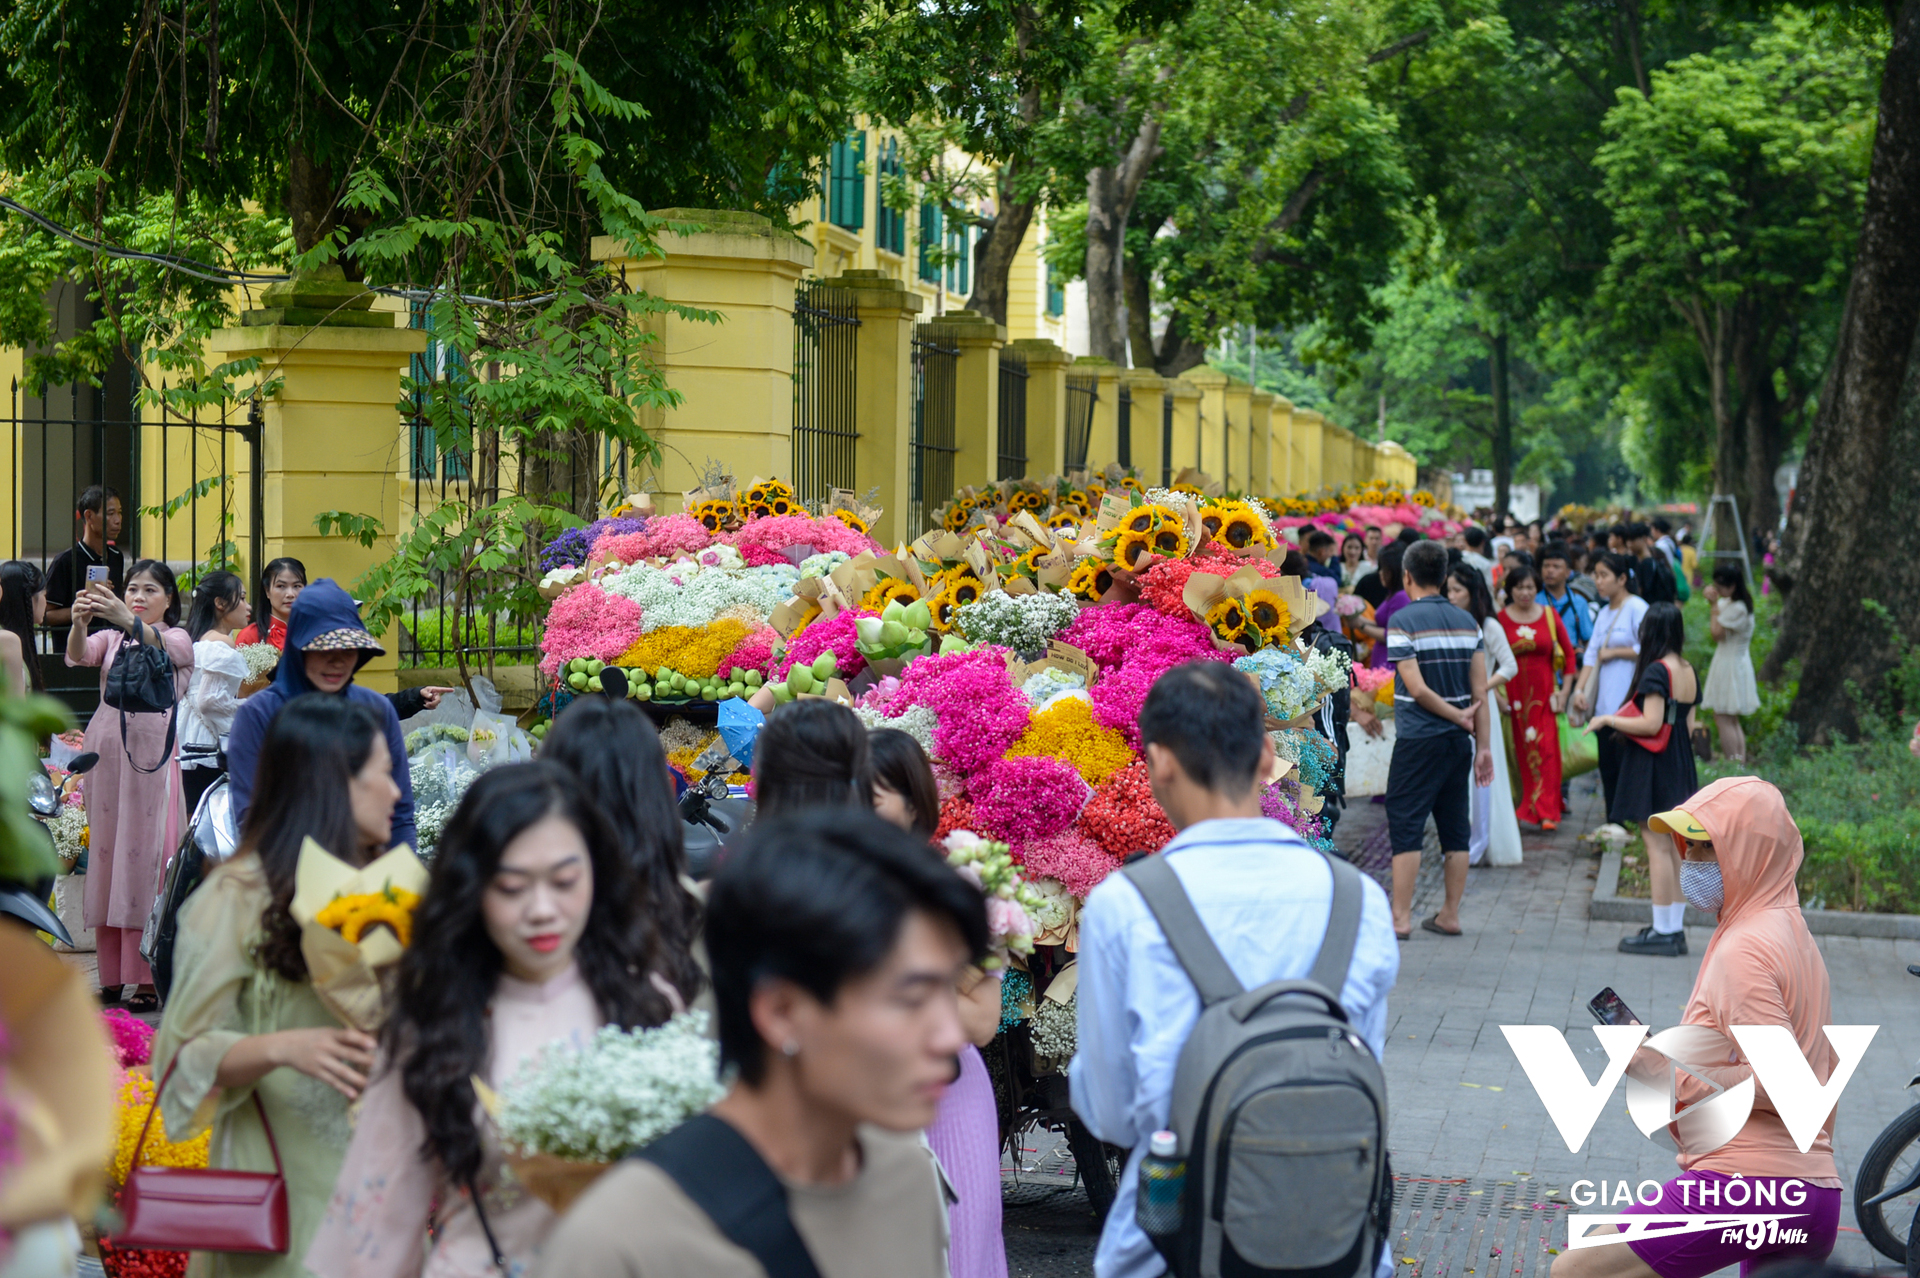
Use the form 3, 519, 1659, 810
919, 203, 943, 282
828, 131, 866, 231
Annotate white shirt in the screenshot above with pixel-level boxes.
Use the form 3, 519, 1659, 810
180, 638, 249, 768
1071, 819, 1400, 1278
1583, 593, 1650, 717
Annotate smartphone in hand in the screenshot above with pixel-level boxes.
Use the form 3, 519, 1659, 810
1588, 987, 1642, 1027
86, 565, 110, 584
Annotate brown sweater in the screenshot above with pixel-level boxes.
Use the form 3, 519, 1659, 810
537, 1126, 949, 1278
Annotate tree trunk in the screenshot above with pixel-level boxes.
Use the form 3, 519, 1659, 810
289, 137, 369, 279
1490, 327, 1513, 516
1733, 310, 1785, 539
1767, 0, 1920, 742
1123, 253, 1156, 372
967, 161, 1037, 325
1084, 118, 1162, 366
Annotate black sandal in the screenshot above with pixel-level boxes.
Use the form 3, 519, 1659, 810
124, 989, 160, 1014
98, 986, 125, 1008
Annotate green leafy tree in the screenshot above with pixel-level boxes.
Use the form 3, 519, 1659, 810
1591, 10, 1878, 542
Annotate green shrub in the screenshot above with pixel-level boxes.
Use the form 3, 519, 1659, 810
399, 608, 541, 669
1797, 809, 1920, 914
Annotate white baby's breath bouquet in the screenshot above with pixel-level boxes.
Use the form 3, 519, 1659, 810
237, 643, 281, 683
491, 1013, 724, 1211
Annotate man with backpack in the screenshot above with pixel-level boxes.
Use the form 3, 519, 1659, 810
1073, 662, 1401, 1278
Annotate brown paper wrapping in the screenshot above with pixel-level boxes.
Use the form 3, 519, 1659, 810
504, 1151, 611, 1214
292, 840, 429, 1033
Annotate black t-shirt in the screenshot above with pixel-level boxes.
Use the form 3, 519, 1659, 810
1635, 554, 1677, 604
43, 541, 126, 641
1354, 570, 1389, 609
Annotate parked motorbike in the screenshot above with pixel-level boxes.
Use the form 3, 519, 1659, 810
142, 772, 241, 1004
2, 752, 98, 945
1854, 963, 1920, 1274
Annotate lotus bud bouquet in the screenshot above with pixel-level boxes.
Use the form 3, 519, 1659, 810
489, 1013, 725, 1213
855, 597, 936, 671
942, 830, 1044, 969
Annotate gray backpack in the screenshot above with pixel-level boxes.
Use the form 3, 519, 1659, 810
1121, 853, 1391, 1278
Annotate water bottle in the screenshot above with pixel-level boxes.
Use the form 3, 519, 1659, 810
1136, 1129, 1186, 1237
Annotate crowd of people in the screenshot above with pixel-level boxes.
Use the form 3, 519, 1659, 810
8, 485, 1844, 1278
1324, 511, 1762, 959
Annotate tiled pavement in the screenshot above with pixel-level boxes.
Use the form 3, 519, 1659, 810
1006, 776, 1920, 1276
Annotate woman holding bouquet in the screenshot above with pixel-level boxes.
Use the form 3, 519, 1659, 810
151, 693, 401, 1278
1498, 564, 1577, 830
310, 763, 678, 1278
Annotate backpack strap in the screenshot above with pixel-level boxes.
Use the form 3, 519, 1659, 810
1121, 855, 1244, 1006
1306, 852, 1363, 998
633, 1114, 825, 1278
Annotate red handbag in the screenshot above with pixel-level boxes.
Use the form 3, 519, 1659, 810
1611, 659, 1678, 754
112, 1059, 290, 1254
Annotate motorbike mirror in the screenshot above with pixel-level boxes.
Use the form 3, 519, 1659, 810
599, 668, 629, 700
68, 752, 100, 775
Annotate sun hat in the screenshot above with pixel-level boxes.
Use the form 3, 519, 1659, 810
1648, 807, 1710, 842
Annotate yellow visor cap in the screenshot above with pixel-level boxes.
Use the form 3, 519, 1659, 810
1648, 808, 1710, 842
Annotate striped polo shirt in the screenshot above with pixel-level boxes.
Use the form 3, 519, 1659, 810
1385, 594, 1483, 741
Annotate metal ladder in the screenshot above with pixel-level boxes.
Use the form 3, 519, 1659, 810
1704, 492, 1756, 592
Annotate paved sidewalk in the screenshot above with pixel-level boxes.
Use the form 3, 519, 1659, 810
1363, 775, 1919, 1276
1005, 779, 1920, 1276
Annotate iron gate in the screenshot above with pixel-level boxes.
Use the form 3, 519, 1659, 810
792, 284, 862, 507
910, 327, 961, 535
6, 377, 263, 711
1064, 374, 1098, 473
1117, 382, 1133, 470
1162, 394, 1174, 487
998, 349, 1029, 480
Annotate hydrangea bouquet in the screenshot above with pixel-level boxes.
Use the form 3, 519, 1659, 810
1234, 644, 1351, 723
494, 1013, 725, 1211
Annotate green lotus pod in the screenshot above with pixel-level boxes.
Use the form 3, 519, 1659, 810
634, 685, 652, 702
587, 676, 604, 692
771, 682, 794, 704
856, 617, 886, 646
745, 669, 764, 687
568, 658, 588, 675
586, 659, 605, 675
701, 686, 719, 701
882, 599, 907, 623
729, 683, 746, 698
811, 650, 837, 680
568, 672, 589, 690
903, 600, 933, 631
788, 665, 816, 694
879, 619, 909, 647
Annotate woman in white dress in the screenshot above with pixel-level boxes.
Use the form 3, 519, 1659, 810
1448, 565, 1522, 865
179, 571, 254, 818
1701, 563, 1761, 762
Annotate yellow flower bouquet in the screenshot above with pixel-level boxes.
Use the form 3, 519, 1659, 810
291, 841, 430, 1031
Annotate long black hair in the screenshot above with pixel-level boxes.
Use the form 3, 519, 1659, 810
1711, 562, 1754, 610
1592, 551, 1638, 596
391, 762, 672, 1185
0, 561, 45, 691
753, 699, 872, 815
243, 693, 384, 982
540, 697, 704, 1001
185, 570, 245, 642
1446, 563, 1494, 627
1626, 602, 1688, 700
868, 728, 939, 837
125, 559, 182, 627
257, 556, 306, 619
1376, 542, 1406, 595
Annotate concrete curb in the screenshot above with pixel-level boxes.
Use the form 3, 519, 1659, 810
1590, 848, 1920, 938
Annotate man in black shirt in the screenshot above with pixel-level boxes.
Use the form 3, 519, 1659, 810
43, 485, 125, 646
1624, 521, 1677, 604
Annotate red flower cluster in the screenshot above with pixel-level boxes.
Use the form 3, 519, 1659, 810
1133, 550, 1280, 619
934, 793, 977, 841
99, 1240, 188, 1278
1078, 760, 1177, 857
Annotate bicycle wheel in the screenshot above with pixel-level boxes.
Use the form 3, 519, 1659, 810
1067, 1118, 1124, 1223
1856, 1102, 1920, 1264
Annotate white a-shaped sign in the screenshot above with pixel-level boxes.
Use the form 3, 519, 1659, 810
1499, 1023, 1877, 1153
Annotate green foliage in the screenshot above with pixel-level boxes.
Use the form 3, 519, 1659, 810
0, 688, 73, 883
399, 608, 542, 669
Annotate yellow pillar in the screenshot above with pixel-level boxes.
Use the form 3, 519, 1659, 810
829, 270, 923, 545
1222, 378, 1254, 495
1181, 365, 1229, 486
1119, 370, 1169, 487
924, 309, 1005, 495
209, 322, 429, 693
1323, 423, 1353, 490
1166, 379, 1202, 482
1071, 357, 1122, 472
592, 210, 813, 505
1009, 338, 1072, 479
1295, 407, 1325, 493
1268, 396, 1295, 495
1379, 440, 1417, 489
1248, 391, 1274, 498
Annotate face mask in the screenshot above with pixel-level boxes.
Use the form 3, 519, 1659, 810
1680, 861, 1724, 914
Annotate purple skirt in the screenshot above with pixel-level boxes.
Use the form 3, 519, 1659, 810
926, 1044, 1007, 1278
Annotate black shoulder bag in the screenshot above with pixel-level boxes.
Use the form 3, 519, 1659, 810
632, 1114, 825, 1278
105, 625, 179, 774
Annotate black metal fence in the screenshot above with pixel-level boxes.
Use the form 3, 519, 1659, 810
998, 349, 1029, 480
1117, 382, 1133, 470
792, 284, 862, 508
1064, 374, 1098, 473
7, 377, 263, 711
910, 326, 961, 535
1161, 394, 1174, 487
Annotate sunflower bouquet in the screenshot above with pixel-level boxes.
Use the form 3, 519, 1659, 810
291, 841, 431, 1031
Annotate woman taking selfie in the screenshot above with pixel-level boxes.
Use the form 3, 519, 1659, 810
67, 559, 194, 1010
310, 763, 678, 1278
151, 694, 401, 1278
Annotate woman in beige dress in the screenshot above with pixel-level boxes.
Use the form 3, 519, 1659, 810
1700, 563, 1760, 763
152, 694, 401, 1278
